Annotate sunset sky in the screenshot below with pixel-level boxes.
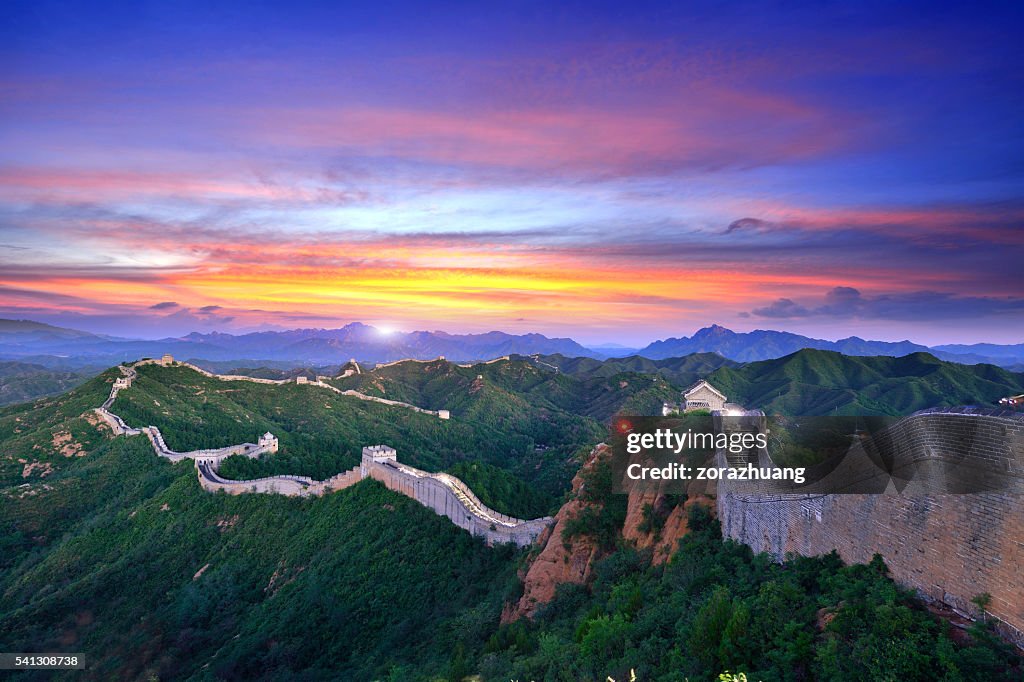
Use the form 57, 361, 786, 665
1, 1, 1022, 345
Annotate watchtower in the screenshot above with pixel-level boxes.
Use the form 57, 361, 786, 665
258, 432, 279, 453
361, 444, 397, 477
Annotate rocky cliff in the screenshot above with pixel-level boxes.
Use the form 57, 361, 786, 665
502, 445, 608, 622
504, 444, 707, 620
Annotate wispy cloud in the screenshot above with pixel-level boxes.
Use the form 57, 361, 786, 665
751, 287, 1024, 322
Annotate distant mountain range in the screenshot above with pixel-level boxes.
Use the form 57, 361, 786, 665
0, 318, 1021, 369
0, 319, 594, 367
636, 324, 1024, 368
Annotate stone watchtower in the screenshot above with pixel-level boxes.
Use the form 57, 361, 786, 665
683, 380, 727, 411
258, 432, 279, 454
361, 444, 397, 477
662, 379, 729, 415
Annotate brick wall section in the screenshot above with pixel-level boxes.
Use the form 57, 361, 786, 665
362, 458, 552, 547
197, 462, 315, 496
718, 411, 1024, 646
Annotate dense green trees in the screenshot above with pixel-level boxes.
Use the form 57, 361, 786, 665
0, 439, 519, 681
481, 505, 1021, 681
707, 350, 1024, 416
0, 361, 97, 406
447, 460, 557, 518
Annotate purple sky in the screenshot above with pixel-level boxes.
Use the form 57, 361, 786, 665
1, 1, 1022, 345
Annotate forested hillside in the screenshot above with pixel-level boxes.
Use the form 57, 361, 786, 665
533, 352, 737, 384
2, 355, 1021, 680
482, 501, 1020, 680
1, 440, 518, 680
0, 361, 98, 406
111, 362, 606, 512
705, 350, 1024, 416
330, 356, 682, 422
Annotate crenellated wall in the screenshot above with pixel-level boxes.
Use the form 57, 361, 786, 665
360, 448, 552, 546
142, 425, 277, 464
196, 462, 316, 495
717, 409, 1024, 646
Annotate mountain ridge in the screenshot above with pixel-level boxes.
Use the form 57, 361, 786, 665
2, 318, 1023, 369
637, 323, 1024, 367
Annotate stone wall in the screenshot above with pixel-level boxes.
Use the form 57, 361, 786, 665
373, 356, 446, 370
142, 425, 276, 465
196, 462, 316, 496
94, 407, 141, 436
717, 410, 1024, 646
142, 360, 448, 417
456, 355, 510, 367
362, 454, 552, 547
316, 379, 448, 418
193, 448, 551, 546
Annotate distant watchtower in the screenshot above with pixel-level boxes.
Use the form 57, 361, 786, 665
338, 358, 362, 377
258, 432, 279, 453
663, 380, 728, 415
683, 380, 727, 411
159, 354, 174, 366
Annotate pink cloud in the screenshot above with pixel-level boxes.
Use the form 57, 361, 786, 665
0, 167, 371, 205
723, 199, 1024, 246
246, 84, 847, 176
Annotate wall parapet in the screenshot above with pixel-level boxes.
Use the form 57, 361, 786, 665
716, 410, 1024, 647
361, 447, 552, 546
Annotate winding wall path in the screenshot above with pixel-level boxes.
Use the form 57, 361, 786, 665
93, 358, 550, 546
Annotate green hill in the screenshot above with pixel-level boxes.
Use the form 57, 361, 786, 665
112, 362, 605, 513
0, 361, 98, 406
0, 370, 115, 485
536, 351, 737, 383
705, 350, 1024, 415
331, 355, 682, 422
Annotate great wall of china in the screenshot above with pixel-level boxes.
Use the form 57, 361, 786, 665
714, 407, 1024, 646
93, 354, 1024, 640
94, 355, 550, 546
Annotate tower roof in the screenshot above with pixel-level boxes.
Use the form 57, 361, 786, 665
683, 379, 727, 401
